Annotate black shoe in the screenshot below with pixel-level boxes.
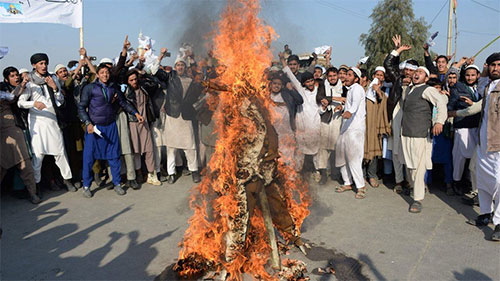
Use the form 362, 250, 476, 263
36, 183, 43, 198
467, 213, 491, 227
452, 181, 463, 196
492, 225, 500, 241
157, 172, 168, 182
127, 180, 140, 190
446, 183, 455, 196
319, 169, 327, 185
167, 174, 176, 184
192, 171, 201, 183
30, 195, 41, 204
64, 179, 77, 192
82, 187, 93, 198
49, 180, 62, 191
113, 185, 126, 196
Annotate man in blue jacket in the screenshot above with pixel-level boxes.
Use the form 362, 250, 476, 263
78, 65, 144, 198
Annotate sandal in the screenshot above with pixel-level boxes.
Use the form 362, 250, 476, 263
355, 188, 366, 199
336, 185, 352, 193
368, 178, 379, 188
409, 201, 422, 213
394, 182, 403, 193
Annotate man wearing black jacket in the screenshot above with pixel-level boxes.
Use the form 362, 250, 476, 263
384, 35, 418, 192
156, 57, 203, 184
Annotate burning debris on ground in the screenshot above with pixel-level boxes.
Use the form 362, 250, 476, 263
278, 259, 309, 281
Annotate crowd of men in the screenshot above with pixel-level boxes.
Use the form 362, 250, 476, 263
1, 34, 499, 241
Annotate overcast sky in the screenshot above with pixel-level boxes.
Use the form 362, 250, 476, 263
1, 0, 499, 72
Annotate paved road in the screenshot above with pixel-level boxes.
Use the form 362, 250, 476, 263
1, 175, 499, 280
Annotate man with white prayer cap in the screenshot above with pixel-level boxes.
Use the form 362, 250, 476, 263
447, 64, 487, 195
363, 66, 391, 188
384, 36, 418, 193
335, 67, 367, 199
472, 52, 500, 241
156, 55, 203, 184
400, 66, 448, 213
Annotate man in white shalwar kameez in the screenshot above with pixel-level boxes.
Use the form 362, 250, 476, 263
472, 53, 500, 241
280, 54, 321, 173
335, 68, 366, 199
400, 66, 448, 213
317, 67, 344, 185
17, 53, 75, 193
160, 57, 201, 184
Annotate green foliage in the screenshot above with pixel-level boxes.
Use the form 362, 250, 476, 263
359, 0, 431, 76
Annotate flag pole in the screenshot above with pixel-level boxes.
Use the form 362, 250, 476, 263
80, 0, 84, 74
80, 27, 83, 48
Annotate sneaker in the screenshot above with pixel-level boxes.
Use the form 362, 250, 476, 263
167, 174, 176, 184
64, 179, 77, 192
83, 187, 93, 198
30, 195, 41, 204
127, 179, 140, 190
113, 185, 126, 196
192, 171, 201, 183
147, 173, 162, 186
312, 170, 321, 183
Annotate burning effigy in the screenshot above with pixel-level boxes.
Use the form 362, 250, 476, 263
172, 0, 311, 280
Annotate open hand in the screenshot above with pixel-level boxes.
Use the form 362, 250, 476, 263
392, 35, 401, 48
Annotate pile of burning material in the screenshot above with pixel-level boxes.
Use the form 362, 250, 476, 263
278, 259, 309, 281
171, 0, 311, 280
173, 253, 216, 278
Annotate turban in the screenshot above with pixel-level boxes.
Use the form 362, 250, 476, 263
486, 52, 500, 65
30, 53, 49, 65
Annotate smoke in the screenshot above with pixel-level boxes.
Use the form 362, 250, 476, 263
169, 1, 223, 60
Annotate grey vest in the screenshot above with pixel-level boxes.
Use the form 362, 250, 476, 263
402, 85, 433, 138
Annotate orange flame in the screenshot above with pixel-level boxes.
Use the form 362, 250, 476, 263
177, 0, 311, 280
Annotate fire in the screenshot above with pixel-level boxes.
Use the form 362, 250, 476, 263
175, 0, 311, 280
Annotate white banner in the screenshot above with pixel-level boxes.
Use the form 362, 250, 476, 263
0, 0, 82, 28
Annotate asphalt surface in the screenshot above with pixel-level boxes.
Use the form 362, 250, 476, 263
1, 174, 499, 280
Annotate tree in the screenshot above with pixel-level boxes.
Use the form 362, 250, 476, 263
359, 0, 430, 75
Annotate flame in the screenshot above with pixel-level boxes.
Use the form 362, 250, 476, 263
176, 0, 311, 280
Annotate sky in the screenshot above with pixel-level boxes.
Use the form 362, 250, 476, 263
1, 0, 499, 72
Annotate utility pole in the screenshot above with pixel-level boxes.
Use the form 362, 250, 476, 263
446, 0, 453, 56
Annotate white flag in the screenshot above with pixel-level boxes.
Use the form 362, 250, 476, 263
0, 0, 82, 28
